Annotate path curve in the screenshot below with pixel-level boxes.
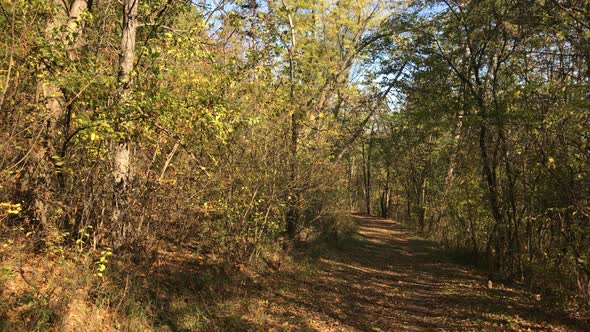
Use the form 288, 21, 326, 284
260, 215, 586, 331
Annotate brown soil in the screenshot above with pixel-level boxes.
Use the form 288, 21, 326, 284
250, 215, 588, 331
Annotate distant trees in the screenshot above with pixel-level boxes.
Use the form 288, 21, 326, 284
360, 0, 590, 304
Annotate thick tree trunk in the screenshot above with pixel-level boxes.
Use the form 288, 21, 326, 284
65, 0, 89, 58
42, 0, 88, 121
112, 0, 138, 247
35, 0, 89, 228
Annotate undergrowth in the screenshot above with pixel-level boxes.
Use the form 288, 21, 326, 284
0, 213, 359, 331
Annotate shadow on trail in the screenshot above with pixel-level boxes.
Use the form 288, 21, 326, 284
268, 215, 588, 331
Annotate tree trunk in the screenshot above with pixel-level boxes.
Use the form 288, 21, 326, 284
363, 126, 375, 216
446, 110, 463, 186
380, 165, 391, 218
283, 2, 298, 242
35, 0, 89, 229
479, 124, 505, 270
348, 156, 356, 211
112, 0, 138, 247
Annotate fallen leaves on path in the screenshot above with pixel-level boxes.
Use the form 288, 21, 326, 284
243, 216, 588, 331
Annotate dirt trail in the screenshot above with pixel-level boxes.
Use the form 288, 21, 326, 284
257, 215, 586, 331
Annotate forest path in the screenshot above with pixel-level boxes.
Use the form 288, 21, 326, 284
255, 215, 584, 331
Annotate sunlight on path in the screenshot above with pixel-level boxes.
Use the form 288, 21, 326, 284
256, 215, 585, 331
